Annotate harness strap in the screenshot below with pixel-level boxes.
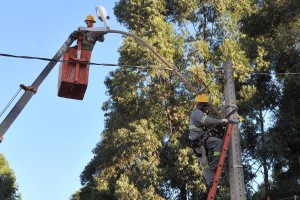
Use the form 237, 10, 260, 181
75, 33, 83, 83
190, 134, 210, 157
203, 134, 210, 146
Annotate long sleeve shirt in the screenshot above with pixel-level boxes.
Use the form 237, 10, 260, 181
189, 109, 224, 141
70, 30, 104, 51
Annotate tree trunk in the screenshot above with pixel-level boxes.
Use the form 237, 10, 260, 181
259, 109, 271, 200
179, 184, 187, 200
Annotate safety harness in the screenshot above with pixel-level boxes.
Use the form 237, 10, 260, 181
190, 105, 238, 158
190, 131, 210, 158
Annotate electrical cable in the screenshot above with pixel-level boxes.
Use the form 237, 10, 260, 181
1, 53, 299, 76
0, 53, 173, 71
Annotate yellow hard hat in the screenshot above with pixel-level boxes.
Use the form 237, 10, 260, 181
85, 14, 96, 23
195, 94, 209, 103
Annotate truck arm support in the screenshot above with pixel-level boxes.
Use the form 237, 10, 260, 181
0, 36, 75, 142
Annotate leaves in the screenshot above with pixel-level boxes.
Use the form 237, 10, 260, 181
71, 0, 300, 199
0, 154, 21, 200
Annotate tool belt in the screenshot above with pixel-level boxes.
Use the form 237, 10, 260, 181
190, 133, 210, 157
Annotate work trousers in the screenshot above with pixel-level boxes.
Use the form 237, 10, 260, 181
194, 136, 223, 187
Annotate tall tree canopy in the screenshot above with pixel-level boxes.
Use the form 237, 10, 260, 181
240, 0, 300, 198
71, 0, 300, 199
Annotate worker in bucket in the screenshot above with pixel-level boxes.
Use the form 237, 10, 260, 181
189, 93, 228, 188
70, 14, 104, 51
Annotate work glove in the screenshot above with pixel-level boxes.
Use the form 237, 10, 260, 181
221, 118, 229, 124
98, 34, 105, 42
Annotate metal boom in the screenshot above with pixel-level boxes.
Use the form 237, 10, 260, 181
0, 36, 75, 142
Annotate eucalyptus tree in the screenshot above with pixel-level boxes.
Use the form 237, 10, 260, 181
240, 0, 300, 198
72, 0, 270, 199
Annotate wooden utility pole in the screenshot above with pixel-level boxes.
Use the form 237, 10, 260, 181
223, 61, 246, 200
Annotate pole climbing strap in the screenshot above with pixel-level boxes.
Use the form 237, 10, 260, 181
224, 104, 238, 119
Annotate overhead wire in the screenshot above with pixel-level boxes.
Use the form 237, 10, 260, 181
1, 52, 298, 197
0, 53, 173, 71
123, 79, 181, 199
1, 53, 300, 76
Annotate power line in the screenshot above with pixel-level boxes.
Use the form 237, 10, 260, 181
0, 53, 173, 70
1, 53, 299, 76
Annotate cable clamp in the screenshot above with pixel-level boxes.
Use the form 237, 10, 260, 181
20, 84, 38, 93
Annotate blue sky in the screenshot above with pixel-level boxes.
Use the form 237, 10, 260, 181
0, 1, 126, 199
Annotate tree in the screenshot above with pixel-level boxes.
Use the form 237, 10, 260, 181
240, 0, 300, 198
0, 153, 21, 200
72, 0, 273, 199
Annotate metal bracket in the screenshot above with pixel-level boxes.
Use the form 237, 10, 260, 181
20, 84, 38, 93
79, 27, 108, 34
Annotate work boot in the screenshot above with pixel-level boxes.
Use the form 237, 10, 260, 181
206, 182, 213, 189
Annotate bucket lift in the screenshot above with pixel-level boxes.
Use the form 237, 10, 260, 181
0, 5, 109, 142
58, 34, 91, 100
57, 5, 110, 100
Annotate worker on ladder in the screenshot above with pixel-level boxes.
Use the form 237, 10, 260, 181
189, 93, 228, 188
70, 14, 104, 51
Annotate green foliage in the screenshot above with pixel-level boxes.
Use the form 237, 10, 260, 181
72, 0, 300, 199
239, 0, 300, 198
0, 154, 21, 200
114, 0, 167, 30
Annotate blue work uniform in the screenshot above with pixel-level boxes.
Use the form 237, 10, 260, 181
189, 108, 224, 187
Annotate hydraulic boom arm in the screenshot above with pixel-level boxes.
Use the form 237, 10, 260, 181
0, 36, 75, 142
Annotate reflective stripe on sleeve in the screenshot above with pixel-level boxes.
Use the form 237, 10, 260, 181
213, 152, 221, 156
201, 115, 208, 124
189, 124, 203, 131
